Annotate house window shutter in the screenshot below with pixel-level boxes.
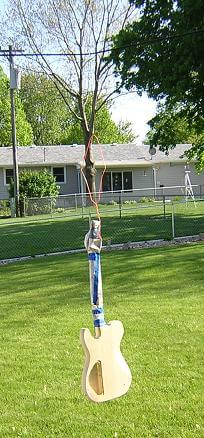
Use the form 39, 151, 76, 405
102, 172, 111, 191
123, 172, 132, 190
112, 172, 122, 191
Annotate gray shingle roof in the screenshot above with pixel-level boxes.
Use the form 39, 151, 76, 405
0, 143, 192, 167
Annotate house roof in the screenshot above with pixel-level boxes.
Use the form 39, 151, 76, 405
0, 143, 192, 167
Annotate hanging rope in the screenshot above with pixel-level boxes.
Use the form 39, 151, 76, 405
81, 135, 107, 222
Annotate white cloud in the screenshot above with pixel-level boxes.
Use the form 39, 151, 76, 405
111, 92, 157, 144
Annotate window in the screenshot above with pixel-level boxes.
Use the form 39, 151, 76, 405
102, 171, 133, 192
5, 169, 14, 185
52, 167, 66, 183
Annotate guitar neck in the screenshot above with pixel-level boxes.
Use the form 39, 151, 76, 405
89, 252, 103, 307
84, 220, 106, 335
88, 252, 105, 333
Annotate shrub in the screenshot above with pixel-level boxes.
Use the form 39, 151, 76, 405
123, 200, 137, 205
108, 200, 118, 205
172, 196, 182, 202
0, 200, 11, 217
138, 197, 153, 203
9, 170, 59, 217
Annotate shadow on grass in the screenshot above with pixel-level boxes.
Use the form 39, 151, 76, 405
0, 244, 203, 330
105, 244, 204, 295
0, 216, 89, 259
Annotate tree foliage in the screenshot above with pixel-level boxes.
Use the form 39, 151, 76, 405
111, 0, 204, 168
111, 0, 204, 109
145, 103, 204, 171
0, 66, 33, 146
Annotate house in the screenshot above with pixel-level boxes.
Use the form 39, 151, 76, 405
0, 143, 203, 201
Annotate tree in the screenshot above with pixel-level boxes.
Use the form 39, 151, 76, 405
63, 95, 136, 144
110, 0, 204, 168
5, 0, 135, 192
145, 105, 196, 150
9, 169, 59, 216
0, 66, 33, 146
145, 103, 204, 171
20, 73, 72, 145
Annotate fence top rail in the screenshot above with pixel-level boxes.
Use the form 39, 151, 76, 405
25, 184, 201, 200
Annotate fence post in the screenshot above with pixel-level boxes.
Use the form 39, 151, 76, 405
50, 197, 53, 217
171, 202, 175, 239
75, 194, 77, 211
23, 196, 26, 217
10, 197, 16, 218
163, 194, 166, 219
81, 193, 84, 218
119, 195, 122, 219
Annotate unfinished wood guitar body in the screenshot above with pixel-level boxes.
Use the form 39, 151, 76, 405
80, 320, 132, 403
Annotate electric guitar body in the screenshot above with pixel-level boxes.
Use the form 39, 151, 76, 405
80, 320, 132, 403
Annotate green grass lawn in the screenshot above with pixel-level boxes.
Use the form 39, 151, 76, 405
0, 200, 203, 260
0, 244, 203, 437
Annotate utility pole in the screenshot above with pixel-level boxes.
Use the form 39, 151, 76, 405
9, 45, 20, 217
0, 46, 22, 216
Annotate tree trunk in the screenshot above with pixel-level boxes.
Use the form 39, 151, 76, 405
84, 135, 96, 197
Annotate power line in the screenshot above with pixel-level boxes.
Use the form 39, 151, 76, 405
0, 29, 203, 58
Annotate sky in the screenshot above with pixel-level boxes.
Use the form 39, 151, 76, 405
111, 93, 157, 144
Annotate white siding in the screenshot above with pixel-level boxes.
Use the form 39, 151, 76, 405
0, 165, 79, 199
59, 166, 78, 195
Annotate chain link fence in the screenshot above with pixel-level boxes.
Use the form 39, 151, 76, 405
20, 183, 204, 217
0, 197, 203, 261
1, 184, 203, 219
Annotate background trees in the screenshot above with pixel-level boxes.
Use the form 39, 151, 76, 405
20, 73, 71, 145
4, 0, 135, 191
0, 66, 33, 146
0, 67, 135, 147
20, 72, 135, 145
110, 0, 204, 169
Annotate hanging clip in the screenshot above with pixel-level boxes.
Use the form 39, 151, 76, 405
84, 220, 102, 254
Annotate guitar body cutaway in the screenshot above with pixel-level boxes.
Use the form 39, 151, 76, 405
80, 320, 132, 402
